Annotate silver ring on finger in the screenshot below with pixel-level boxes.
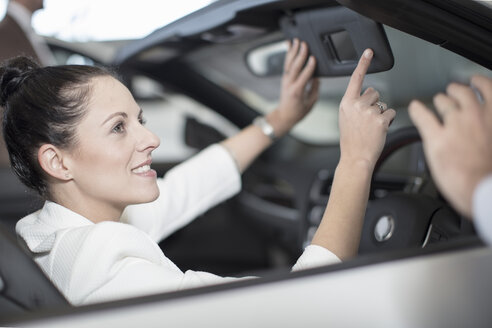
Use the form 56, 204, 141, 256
375, 101, 387, 113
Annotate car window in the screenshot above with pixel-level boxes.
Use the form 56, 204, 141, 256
187, 26, 491, 145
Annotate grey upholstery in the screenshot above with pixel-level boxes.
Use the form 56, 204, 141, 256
0, 224, 69, 323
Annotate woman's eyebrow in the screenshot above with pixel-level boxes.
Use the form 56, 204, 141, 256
102, 112, 127, 126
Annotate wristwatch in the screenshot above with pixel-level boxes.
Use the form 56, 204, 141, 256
253, 116, 277, 141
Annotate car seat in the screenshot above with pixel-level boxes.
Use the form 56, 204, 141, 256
0, 223, 70, 324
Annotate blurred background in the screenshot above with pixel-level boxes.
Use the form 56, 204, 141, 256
0, 0, 216, 41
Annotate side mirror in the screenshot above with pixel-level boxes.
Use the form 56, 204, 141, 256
245, 6, 393, 77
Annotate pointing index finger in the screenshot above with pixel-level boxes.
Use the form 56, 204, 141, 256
344, 49, 373, 99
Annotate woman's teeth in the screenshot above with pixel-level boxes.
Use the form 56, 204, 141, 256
132, 165, 150, 174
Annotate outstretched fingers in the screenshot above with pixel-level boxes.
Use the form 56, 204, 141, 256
471, 74, 492, 126
446, 82, 481, 115
283, 39, 299, 74
282, 39, 318, 104
306, 78, 320, 108
409, 100, 442, 142
285, 41, 309, 82
433, 92, 460, 122
471, 75, 492, 105
295, 55, 316, 88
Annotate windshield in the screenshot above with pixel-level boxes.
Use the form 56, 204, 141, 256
187, 25, 491, 145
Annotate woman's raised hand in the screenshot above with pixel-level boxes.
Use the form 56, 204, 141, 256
310, 50, 395, 260
338, 49, 395, 169
220, 39, 319, 173
267, 38, 320, 137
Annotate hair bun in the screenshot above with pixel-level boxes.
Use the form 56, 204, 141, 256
0, 56, 40, 107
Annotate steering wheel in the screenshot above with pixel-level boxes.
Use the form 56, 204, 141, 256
357, 126, 471, 254
239, 125, 474, 259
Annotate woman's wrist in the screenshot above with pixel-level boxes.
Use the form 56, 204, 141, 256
265, 109, 297, 138
337, 157, 375, 177
252, 116, 277, 141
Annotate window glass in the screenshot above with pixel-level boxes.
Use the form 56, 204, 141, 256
188, 26, 492, 145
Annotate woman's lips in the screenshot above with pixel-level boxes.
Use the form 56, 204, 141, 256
132, 162, 156, 177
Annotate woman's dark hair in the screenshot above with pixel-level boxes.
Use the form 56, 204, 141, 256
0, 56, 115, 197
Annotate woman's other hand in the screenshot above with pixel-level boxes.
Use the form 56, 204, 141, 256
310, 49, 396, 260
266, 38, 320, 137
220, 39, 318, 173
338, 49, 395, 170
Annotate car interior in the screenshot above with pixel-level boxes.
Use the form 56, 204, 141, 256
0, 0, 491, 324
115, 1, 489, 276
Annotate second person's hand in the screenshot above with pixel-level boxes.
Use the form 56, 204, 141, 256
409, 75, 492, 217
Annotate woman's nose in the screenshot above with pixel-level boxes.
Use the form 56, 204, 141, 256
136, 125, 160, 152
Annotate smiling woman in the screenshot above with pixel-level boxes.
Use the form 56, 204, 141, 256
0, 35, 395, 305
43, 75, 161, 222
0, 0, 491, 325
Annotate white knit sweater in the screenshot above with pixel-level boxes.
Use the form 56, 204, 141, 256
17, 144, 340, 305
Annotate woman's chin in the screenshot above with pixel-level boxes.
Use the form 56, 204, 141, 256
148, 190, 160, 203
131, 188, 160, 205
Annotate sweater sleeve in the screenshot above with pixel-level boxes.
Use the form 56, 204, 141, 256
292, 245, 341, 271
55, 224, 339, 305
121, 144, 242, 242
81, 260, 243, 305
79, 243, 340, 305
55, 222, 243, 305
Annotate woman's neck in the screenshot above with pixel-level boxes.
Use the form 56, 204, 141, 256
50, 188, 124, 223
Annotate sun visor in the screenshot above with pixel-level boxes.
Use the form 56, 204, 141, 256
280, 6, 394, 76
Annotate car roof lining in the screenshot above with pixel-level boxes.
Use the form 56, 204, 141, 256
335, 0, 492, 69
114, 0, 338, 66
116, 0, 491, 71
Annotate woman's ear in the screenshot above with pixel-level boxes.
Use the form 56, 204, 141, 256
38, 144, 72, 181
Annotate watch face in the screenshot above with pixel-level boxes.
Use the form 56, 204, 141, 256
253, 116, 276, 141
